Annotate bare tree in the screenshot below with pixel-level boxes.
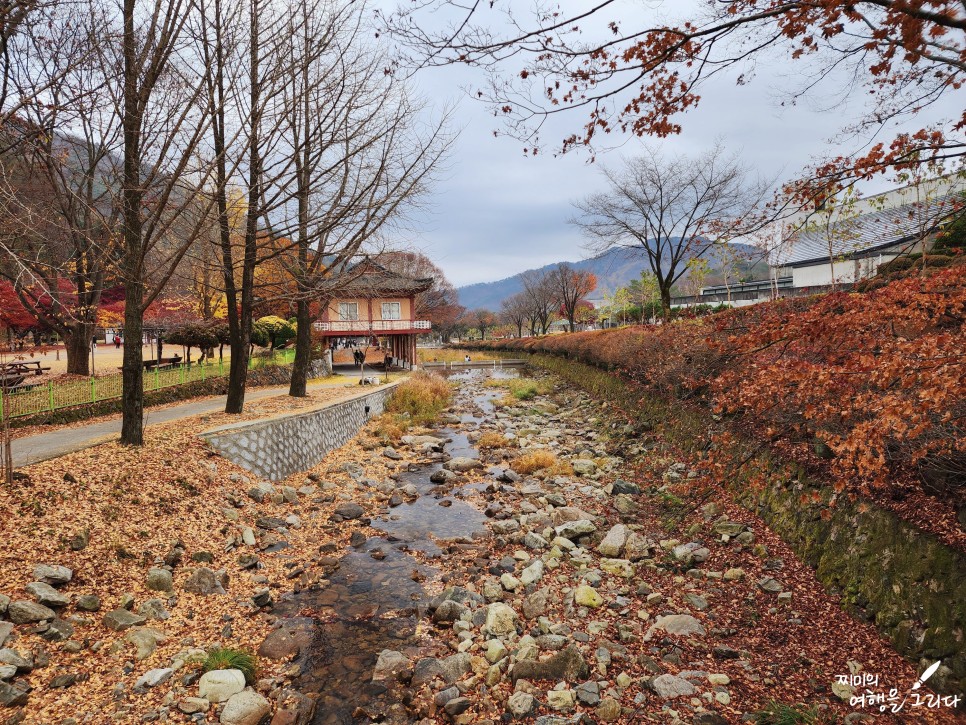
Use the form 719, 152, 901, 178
520, 270, 558, 335
0, 1, 121, 375
546, 262, 596, 333
270, 0, 450, 398
500, 291, 528, 338
573, 145, 767, 317
115, 0, 217, 444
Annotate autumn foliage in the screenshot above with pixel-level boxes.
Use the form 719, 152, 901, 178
469, 267, 966, 499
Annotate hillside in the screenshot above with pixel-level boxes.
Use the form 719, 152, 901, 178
456, 243, 760, 310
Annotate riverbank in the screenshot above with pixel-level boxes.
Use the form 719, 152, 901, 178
0, 367, 959, 723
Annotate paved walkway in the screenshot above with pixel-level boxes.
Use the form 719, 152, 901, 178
13, 379, 348, 468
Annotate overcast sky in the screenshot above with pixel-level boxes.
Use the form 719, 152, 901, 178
382, 1, 964, 288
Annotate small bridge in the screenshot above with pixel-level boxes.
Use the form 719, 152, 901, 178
423, 359, 527, 369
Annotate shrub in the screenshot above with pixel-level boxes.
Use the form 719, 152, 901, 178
460, 266, 966, 500
202, 647, 257, 684
384, 372, 452, 426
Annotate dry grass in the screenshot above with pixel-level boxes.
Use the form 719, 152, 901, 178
417, 348, 498, 364
477, 432, 512, 449
510, 449, 573, 476
377, 371, 453, 438
485, 377, 554, 402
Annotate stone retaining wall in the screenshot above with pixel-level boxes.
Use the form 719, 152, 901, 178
201, 382, 398, 481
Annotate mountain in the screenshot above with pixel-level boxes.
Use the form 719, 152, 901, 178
456, 243, 760, 311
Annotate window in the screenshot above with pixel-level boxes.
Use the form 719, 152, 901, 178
338, 302, 358, 321
381, 302, 401, 320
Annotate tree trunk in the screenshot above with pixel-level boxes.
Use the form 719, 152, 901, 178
120, 0, 144, 446
64, 324, 93, 376
660, 285, 672, 319
120, 293, 144, 445
289, 298, 311, 397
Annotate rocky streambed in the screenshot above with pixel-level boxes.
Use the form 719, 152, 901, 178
4, 366, 949, 724
260, 367, 949, 724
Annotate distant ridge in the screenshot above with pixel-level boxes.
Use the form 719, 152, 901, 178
456, 243, 758, 310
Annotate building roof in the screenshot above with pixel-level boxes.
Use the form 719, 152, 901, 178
329, 257, 434, 296
772, 191, 964, 268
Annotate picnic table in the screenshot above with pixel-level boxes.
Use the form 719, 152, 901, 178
0, 360, 51, 376
0, 360, 51, 391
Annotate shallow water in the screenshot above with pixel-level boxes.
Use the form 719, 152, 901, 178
277, 367, 520, 723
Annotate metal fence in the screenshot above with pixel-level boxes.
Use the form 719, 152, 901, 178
0, 348, 296, 421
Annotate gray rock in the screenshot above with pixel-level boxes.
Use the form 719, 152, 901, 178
0, 623, 12, 647
198, 668, 245, 703
25, 582, 69, 608
125, 627, 166, 660
444, 457, 483, 472
220, 690, 271, 725
611, 480, 640, 495
712, 520, 745, 537
183, 567, 227, 595
511, 645, 589, 683
7, 600, 55, 624
145, 568, 173, 592
430, 469, 458, 484
575, 680, 600, 705
0, 681, 28, 706
597, 524, 630, 557
0, 649, 32, 672
651, 673, 697, 699
507, 692, 536, 719
372, 650, 411, 682
333, 502, 365, 520
522, 588, 549, 620
33, 564, 72, 586
40, 617, 73, 641
645, 614, 706, 640
76, 595, 101, 612
134, 667, 173, 689
432, 600, 467, 623
757, 577, 782, 593
102, 609, 147, 632
483, 603, 518, 636
438, 652, 472, 684
444, 697, 472, 717
554, 520, 596, 540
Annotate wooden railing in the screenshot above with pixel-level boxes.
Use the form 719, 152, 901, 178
313, 319, 432, 333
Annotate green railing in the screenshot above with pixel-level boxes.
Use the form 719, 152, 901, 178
0, 348, 297, 421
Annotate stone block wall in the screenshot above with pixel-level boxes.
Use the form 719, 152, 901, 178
201, 383, 397, 481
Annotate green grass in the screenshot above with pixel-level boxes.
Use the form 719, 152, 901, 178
755, 702, 823, 725
202, 647, 257, 684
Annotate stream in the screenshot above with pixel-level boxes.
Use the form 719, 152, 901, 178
275, 367, 518, 724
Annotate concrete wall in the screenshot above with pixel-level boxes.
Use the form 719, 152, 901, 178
201, 382, 398, 481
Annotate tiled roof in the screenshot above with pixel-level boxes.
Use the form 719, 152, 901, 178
772, 192, 964, 267
331, 258, 434, 295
